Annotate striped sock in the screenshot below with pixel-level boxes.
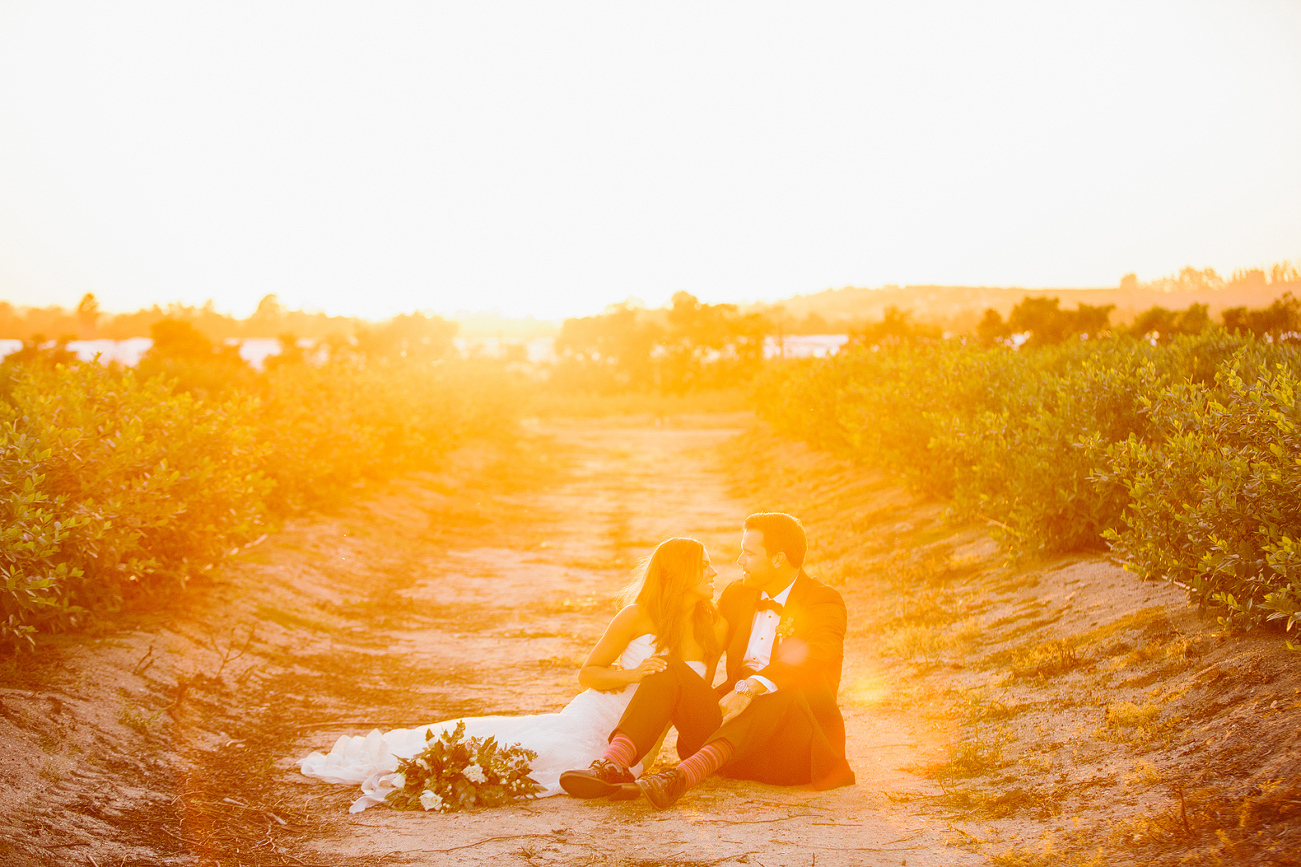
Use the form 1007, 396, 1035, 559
602, 732, 638, 769
676, 740, 734, 789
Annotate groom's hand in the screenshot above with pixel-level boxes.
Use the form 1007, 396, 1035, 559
718, 690, 750, 725
720, 678, 767, 724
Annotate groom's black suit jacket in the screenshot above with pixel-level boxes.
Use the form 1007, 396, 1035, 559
712, 570, 854, 789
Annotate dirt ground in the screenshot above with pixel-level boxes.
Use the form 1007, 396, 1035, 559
1, 414, 1298, 866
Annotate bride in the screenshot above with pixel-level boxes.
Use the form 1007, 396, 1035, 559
298, 537, 723, 811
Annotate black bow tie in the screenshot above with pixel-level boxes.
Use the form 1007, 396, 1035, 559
756, 597, 784, 615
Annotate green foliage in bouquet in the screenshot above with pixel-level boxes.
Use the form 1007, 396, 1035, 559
384, 721, 544, 812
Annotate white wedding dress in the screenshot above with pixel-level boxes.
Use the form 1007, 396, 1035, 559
298, 634, 702, 812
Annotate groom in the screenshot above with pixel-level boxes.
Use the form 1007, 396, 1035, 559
560, 512, 855, 808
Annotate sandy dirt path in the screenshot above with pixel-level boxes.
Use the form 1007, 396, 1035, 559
282, 417, 978, 867
8, 416, 1293, 866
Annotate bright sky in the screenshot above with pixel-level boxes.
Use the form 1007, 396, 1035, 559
1, 1, 1298, 320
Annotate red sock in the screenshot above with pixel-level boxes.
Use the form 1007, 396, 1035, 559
676, 740, 734, 788
602, 732, 638, 769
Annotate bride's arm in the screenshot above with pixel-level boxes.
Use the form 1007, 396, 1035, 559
578, 604, 665, 691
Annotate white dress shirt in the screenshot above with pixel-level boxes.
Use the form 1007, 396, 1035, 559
741, 578, 796, 694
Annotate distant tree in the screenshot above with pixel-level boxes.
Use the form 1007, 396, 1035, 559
1119, 273, 1139, 292
1128, 306, 1178, 340
554, 303, 662, 392
140, 317, 253, 395
1178, 303, 1212, 335
851, 306, 940, 347
75, 293, 101, 338
1073, 303, 1114, 338
263, 332, 307, 371
147, 317, 217, 360
1221, 306, 1247, 334
0, 302, 21, 339
553, 292, 772, 394
976, 308, 1011, 347
1006, 298, 1112, 347
100, 304, 168, 341
1008, 297, 1072, 347
1230, 268, 1267, 289
1221, 293, 1301, 340
18, 305, 78, 342
253, 294, 284, 319
0, 335, 77, 372
1270, 261, 1301, 285
355, 312, 458, 361
1128, 303, 1210, 343
1145, 266, 1225, 293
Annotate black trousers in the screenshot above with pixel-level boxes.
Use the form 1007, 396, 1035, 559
709, 690, 818, 785
611, 662, 823, 785
612, 661, 723, 762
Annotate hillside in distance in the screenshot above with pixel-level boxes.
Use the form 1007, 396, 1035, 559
756, 281, 1298, 334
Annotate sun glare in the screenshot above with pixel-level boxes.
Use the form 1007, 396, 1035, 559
0, 2, 1297, 319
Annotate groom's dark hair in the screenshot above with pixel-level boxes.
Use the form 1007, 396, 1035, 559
744, 512, 806, 568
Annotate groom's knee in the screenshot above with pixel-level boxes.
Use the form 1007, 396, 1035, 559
665, 660, 699, 678
643, 660, 698, 688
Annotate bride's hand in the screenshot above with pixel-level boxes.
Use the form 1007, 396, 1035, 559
631, 656, 669, 681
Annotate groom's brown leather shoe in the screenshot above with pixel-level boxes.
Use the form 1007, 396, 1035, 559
636, 767, 688, 809
559, 759, 634, 799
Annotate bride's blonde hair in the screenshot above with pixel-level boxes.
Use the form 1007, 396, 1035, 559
620, 537, 720, 663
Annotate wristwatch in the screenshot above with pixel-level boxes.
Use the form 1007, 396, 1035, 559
734, 678, 757, 697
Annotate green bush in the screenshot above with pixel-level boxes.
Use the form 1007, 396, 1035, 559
932, 338, 1162, 552
0, 363, 269, 644
0, 354, 521, 647
754, 330, 1301, 640
1101, 349, 1301, 635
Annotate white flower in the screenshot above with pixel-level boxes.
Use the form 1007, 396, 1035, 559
419, 790, 444, 812
417, 759, 431, 771
463, 764, 487, 784
390, 773, 406, 790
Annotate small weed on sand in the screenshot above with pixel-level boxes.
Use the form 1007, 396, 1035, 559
992, 845, 1104, 867
1108, 780, 1301, 861
38, 758, 60, 784
117, 692, 153, 734
882, 623, 952, 664
1125, 759, 1161, 786
1000, 638, 1084, 680
1100, 701, 1164, 744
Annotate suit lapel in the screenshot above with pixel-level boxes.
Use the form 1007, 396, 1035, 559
783, 571, 811, 624
727, 585, 761, 681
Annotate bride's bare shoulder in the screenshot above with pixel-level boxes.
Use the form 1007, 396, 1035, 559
612, 602, 656, 635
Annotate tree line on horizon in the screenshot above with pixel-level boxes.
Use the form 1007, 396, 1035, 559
0, 293, 405, 343
4, 260, 1298, 345
4, 260, 1301, 394
764, 260, 1301, 335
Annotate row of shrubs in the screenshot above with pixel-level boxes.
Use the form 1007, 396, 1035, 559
1, 343, 521, 648
754, 330, 1301, 641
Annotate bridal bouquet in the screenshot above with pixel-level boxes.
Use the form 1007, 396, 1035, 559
384, 721, 544, 812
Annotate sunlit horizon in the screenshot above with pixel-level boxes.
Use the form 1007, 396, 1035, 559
1, 1, 1298, 321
